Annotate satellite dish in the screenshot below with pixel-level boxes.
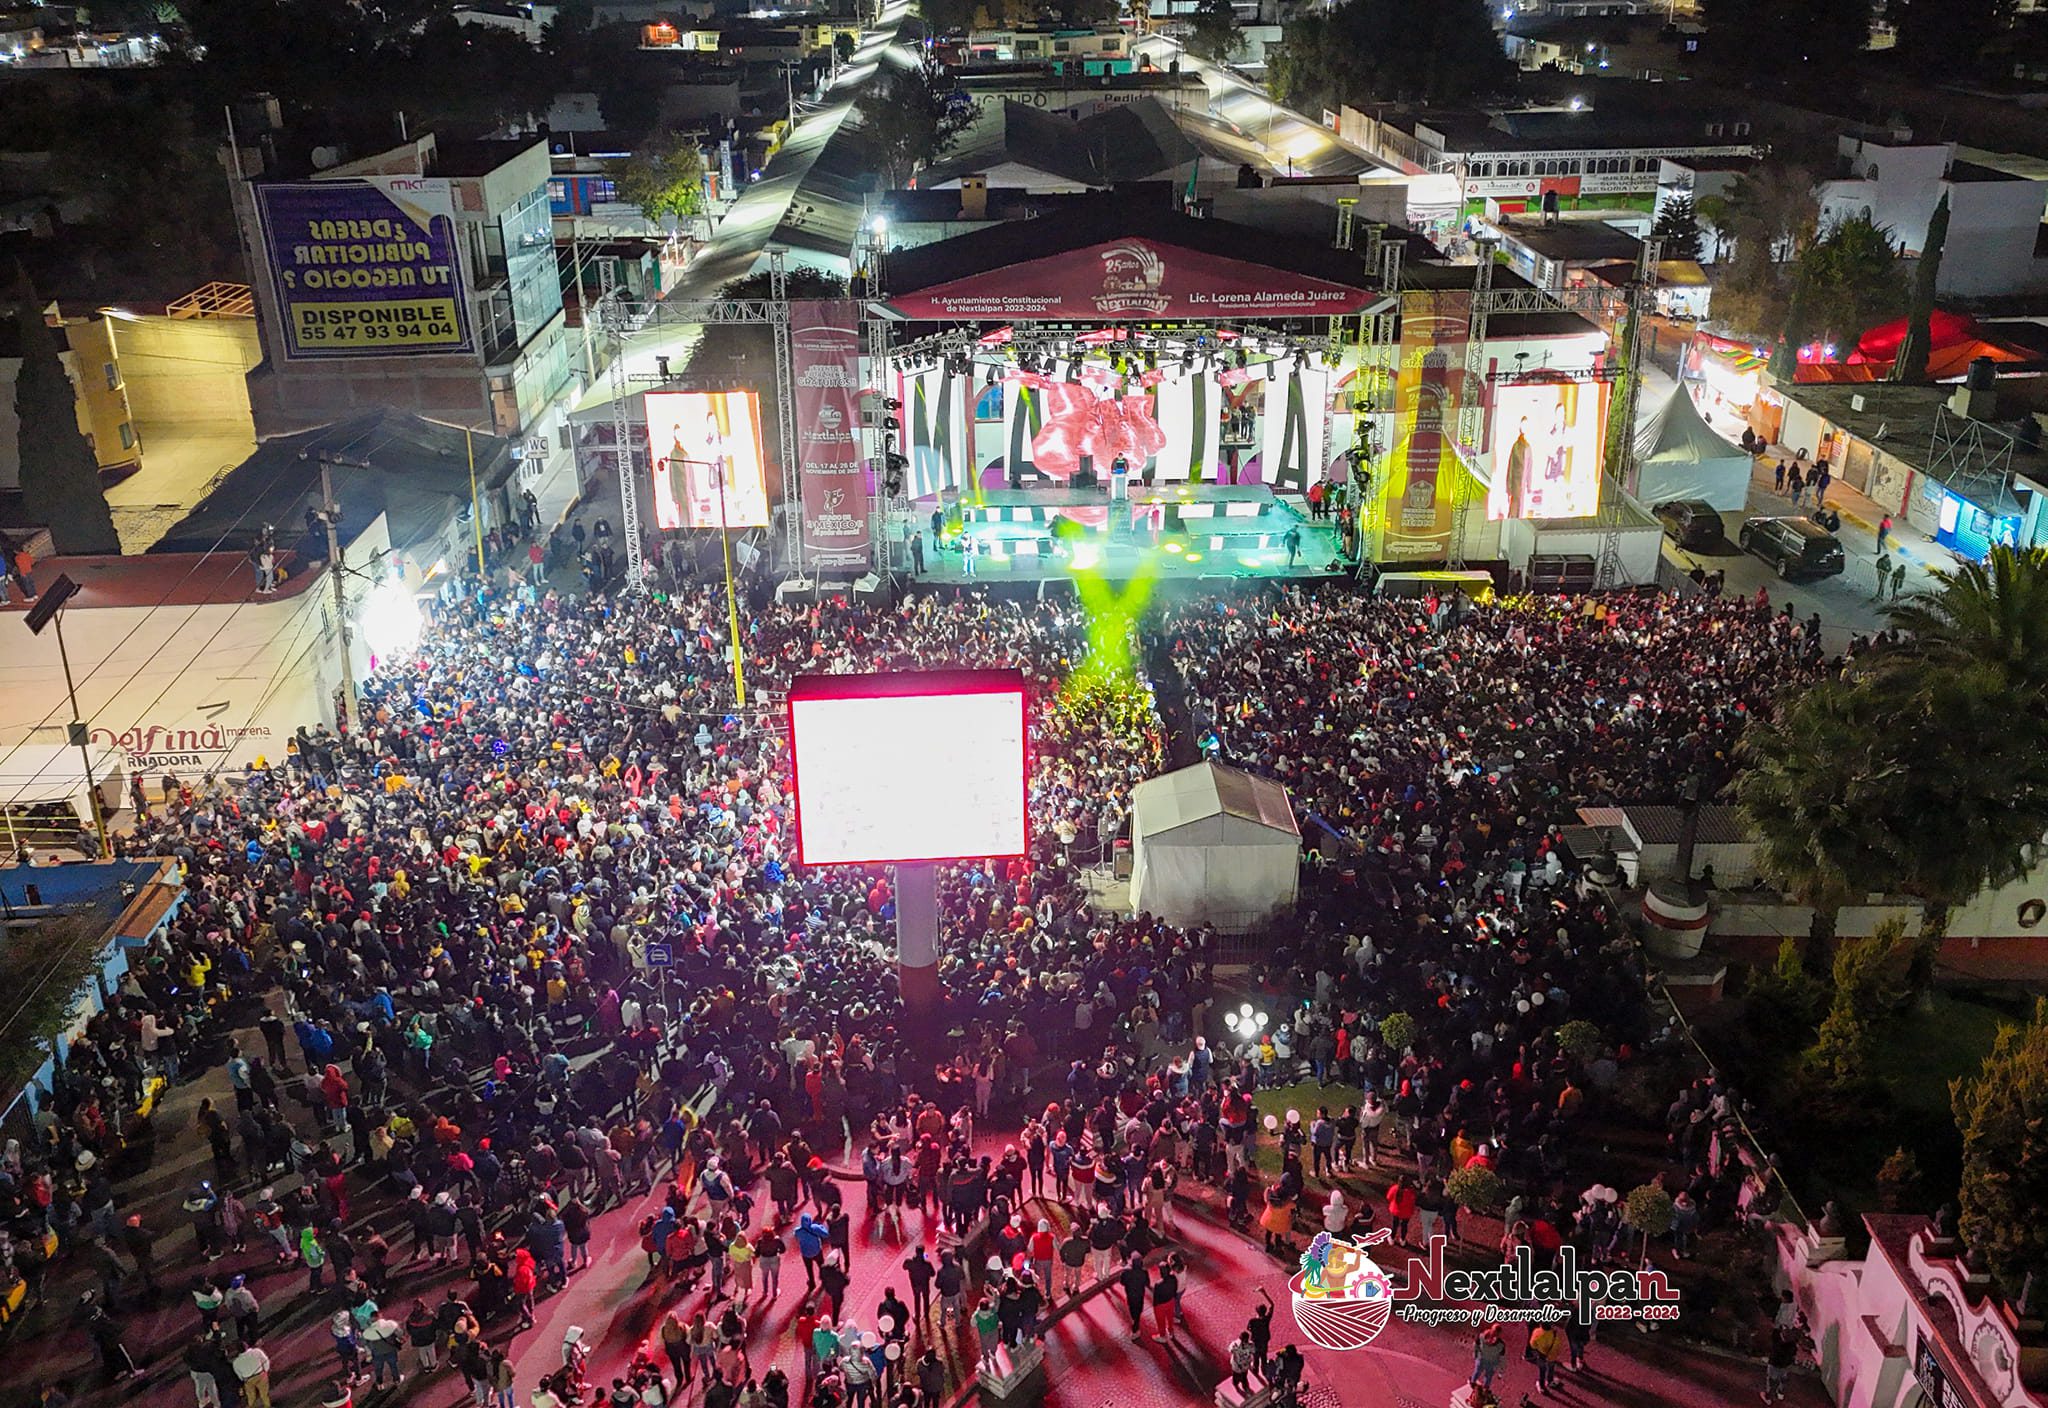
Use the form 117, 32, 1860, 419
310, 145, 341, 170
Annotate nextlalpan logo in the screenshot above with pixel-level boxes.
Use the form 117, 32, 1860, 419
1290, 1235, 1682, 1352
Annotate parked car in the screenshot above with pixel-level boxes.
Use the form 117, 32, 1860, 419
1653, 499, 1725, 550
1737, 515, 1846, 580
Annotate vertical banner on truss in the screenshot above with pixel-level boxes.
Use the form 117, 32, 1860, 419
1152, 369, 1218, 483
792, 300, 871, 570
1380, 288, 1473, 561
896, 365, 967, 499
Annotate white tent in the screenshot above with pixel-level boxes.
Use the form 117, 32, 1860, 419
1636, 387, 1754, 511
1130, 761, 1300, 932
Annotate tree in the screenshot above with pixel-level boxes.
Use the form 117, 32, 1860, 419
1876, 1146, 1923, 1212
1700, 0, 1872, 74
609, 133, 707, 228
1377, 1012, 1417, 1053
0, 916, 117, 1101
1445, 1164, 1505, 1223
1186, 0, 1243, 62
1268, 0, 1512, 112
1796, 213, 1906, 353
1891, 194, 1950, 385
1554, 1019, 1603, 1066
12, 281, 119, 556
1651, 195, 1704, 262
1623, 1184, 1675, 1264
1735, 677, 1903, 960
1952, 996, 2048, 1295
853, 51, 972, 189
1803, 918, 1915, 1087
1893, 0, 2013, 75
1879, 546, 2048, 698
1712, 162, 1819, 341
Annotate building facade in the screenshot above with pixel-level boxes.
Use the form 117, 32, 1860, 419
230, 132, 573, 439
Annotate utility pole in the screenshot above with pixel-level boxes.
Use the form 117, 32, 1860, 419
22, 574, 109, 858
317, 456, 357, 734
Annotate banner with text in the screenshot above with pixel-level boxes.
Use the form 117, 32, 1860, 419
256, 177, 472, 361
792, 300, 871, 570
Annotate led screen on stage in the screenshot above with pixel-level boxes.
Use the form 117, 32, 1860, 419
1488, 379, 1604, 520
788, 670, 1028, 866
647, 389, 770, 530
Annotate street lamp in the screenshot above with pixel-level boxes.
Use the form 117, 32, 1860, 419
23, 574, 111, 858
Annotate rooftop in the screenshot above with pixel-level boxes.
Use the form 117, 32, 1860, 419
1489, 215, 1643, 262
921, 98, 1198, 189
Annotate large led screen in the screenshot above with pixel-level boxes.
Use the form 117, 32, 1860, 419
647, 389, 770, 530
788, 670, 1028, 866
1488, 379, 1604, 520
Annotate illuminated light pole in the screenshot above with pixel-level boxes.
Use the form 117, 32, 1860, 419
22, 574, 110, 858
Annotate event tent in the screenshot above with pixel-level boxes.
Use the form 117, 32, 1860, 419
1129, 761, 1300, 932
1635, 387, 1753, 511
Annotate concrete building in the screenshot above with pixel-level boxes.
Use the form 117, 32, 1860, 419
1501, 12, 1687, 79
963, 25, 1137, 75
453, 2, 560, 44
228, 127, 572, 440
1339, 103, 1759, 215
1817, 134, 2048, 297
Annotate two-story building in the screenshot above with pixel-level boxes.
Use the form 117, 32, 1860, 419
229, 122, 573, 440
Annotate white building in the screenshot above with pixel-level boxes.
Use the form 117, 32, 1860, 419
1817, 134, 2048, 297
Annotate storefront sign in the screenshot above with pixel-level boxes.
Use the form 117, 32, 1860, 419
1916, 1334, 1969, 1408
791, 300, 871, 570
256, 178, 473, 360
885, 240, 1375, 322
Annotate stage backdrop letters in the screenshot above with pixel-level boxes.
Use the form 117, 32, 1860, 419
255, 178, 472, 360
885, 240, 1375, 321
792, 300, 871, 570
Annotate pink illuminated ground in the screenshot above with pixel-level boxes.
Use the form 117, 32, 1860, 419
13, 1056, 1829, 1408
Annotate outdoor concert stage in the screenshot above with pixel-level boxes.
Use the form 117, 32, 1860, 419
914, 480, 1349, 581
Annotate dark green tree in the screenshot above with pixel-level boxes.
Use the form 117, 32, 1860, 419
1708, 160, 1818, 341
1952, 996, 2048, 1295
1893, 0, 2015, 75
1700, 0, 1873, 73
1797, 212, 1906, 352
12, 282, 119, 556
1269, 0, 1511, 111
1186, 0, 1243, 61
1890, 193, 1950, 385
609, 133, 708, 227
853, 51, 972, 188
1652, 194, 1704, 262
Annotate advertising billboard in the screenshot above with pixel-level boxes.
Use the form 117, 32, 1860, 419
787, 670, 1028, 867
885, 239, 1375, 321
1488, 379, 1604, 520
791, 301, 871, 569
646, 390, 770, 530
255, 178, 472, 360
1378, 287, 1474, 560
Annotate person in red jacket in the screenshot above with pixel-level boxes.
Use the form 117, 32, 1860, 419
510, 1249, 538, 1330
1386, 1177, 1418, 1246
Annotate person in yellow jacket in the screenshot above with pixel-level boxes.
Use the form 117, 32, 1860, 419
1527, 1322, 1564, 1391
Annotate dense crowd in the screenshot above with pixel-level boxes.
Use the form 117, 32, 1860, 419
1, 571, 1826, 1408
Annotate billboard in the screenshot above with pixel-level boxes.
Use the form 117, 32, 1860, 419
255, 178, 472, 360
787, 670, 1028, 867
791, 301, 871, 568
646, 390, 770, 530
1379, 287, 1474, 560
885, 239, 1375, 321
1488, 379, 1604, 520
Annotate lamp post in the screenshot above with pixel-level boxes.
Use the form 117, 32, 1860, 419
23, 574, 110, 858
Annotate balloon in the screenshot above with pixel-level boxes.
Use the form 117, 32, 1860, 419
1516, 999, 1531, 1013
1286, 1109, 1302, 1125
878, 1314, 897, 1336
1263, 1114, 1279, 1131
884, 1342, 902, 1361
1531, 992, 1546, 1006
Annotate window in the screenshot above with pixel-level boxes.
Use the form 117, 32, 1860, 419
102, 361, 118, 390
118, 422, 134, 450
590, 176, 617, 205
547, 179, 567, 204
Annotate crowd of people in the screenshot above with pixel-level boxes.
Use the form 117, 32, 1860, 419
1, 567, 1830, 1408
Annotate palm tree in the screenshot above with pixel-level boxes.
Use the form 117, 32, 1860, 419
1735, 678, 1903, 963
1878, 545, 2048, 698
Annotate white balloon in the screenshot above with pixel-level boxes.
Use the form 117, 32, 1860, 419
884, 1342, 902, 1362
1263, 1114, 1279, 1131
1531, 992, 1546, 1007
1516, 999, 1531, 1014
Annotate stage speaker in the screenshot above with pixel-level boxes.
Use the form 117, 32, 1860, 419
775, 577, 817, 605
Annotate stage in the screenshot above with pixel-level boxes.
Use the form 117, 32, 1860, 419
898, 481, 1351, 581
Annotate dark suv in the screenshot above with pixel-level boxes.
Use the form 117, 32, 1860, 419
1737, 515, 1846, 580
1653, 499, 1725, 550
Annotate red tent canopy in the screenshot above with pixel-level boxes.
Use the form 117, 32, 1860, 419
1850, 309, 1980, 363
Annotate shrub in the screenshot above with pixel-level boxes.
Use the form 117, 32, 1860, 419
1446, 1163, 1505, 1215
1378, 1012, 1417, 1053
1554, 1019, 1602, 1065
